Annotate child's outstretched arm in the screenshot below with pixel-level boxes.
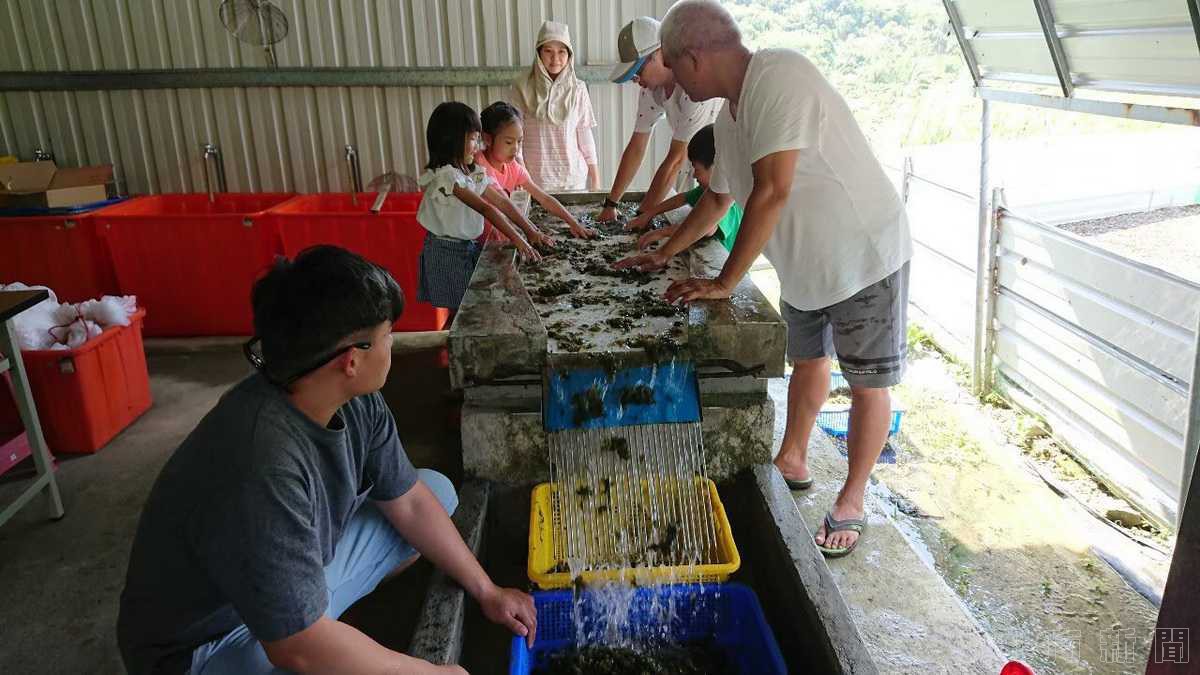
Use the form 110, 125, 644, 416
637, 223, 679, 251
626, 192, 690, 232
523, 181, 596, 240
481, 185, 556, 251
453, 185, 541, 262
614, 189, 733, 272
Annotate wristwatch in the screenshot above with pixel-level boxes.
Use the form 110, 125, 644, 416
603, 197, 620, 209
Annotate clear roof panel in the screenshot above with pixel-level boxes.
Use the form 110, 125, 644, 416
946, 0, 1200, 98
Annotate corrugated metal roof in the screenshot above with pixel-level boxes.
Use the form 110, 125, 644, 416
946, 0, 1200, 98
0, 0, 678, 194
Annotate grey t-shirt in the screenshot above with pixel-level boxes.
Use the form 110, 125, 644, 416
117, 374, 418, 674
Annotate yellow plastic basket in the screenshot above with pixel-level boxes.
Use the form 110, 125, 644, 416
527, 478, 740, 589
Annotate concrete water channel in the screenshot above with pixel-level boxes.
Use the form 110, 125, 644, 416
401, 195, 878, 673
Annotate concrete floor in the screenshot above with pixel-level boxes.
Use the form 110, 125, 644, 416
0, 348, 458, 673
771, 375, 1007, 673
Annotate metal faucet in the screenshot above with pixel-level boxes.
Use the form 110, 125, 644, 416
201, 143, 227, 203
366, 171, 406, 214
344, 144, 363, 206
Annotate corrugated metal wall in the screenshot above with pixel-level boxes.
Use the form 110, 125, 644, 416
0, 0, 677, 194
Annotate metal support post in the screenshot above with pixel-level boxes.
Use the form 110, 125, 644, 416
972, 99, 992, 395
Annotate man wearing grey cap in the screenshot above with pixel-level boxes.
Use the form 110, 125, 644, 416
597, 16, 721, 226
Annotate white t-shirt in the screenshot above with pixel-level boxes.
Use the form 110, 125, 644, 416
634, 83, 720, 143
416, 164, 494, 240
709, 49, 912, 310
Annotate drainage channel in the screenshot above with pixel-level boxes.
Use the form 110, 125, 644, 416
408, 471, 876, 674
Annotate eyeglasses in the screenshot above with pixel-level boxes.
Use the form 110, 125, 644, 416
243, 337, 373, 386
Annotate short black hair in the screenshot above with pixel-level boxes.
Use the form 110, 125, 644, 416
687, 124, 716, 168
480, 101, 522, 136
425, 101, 482, 171
251, 245, 403, 385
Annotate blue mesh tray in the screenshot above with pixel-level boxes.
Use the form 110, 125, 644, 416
817, 371, 904, 438
0, 196, 127, 217
542, 360, 701, 432
509, 583, 786, 675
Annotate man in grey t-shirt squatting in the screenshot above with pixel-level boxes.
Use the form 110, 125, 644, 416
619, 0, 913, 559
118, 246, 534, 674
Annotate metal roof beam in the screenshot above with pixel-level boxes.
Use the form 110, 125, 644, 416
1032, 0, 1074, 98
1188, 0, 1200, 57
978, 87, 1200, 126
0, 65, 617, 91
942, 0, 981, 87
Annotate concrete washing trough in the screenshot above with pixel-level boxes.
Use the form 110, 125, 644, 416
406, 193, 877, 673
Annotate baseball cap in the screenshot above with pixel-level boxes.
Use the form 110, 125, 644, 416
610, 17, 661, 83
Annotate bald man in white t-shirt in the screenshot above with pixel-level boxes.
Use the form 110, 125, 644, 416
622, 0, 913, 559
598, 16, 721, 226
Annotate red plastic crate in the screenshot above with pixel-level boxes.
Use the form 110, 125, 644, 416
94, 193, 294, 336
268, 192, 448, 332
12, 308, 152, 454
0, 213, 119, 303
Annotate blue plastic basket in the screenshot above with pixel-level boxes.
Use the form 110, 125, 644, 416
817, 372, 904, 438
509, 583, 786, 675
816, 409, 904, 439
829, 370, 849, 392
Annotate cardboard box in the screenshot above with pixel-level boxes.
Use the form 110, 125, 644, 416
0, 161, 112, 209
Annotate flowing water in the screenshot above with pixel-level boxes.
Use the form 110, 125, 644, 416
528, 201, 729, 658
545, 375, 725, 649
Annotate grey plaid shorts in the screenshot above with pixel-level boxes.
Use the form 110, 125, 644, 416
781, 261, 910, 388
417, 233, 481, 310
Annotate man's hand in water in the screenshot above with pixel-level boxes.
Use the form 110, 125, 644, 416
637, 228, 672, 251
568, 220, 598, 239
626, 211, 654, 231
597, 205, 618, 223
665, 277, 733, 303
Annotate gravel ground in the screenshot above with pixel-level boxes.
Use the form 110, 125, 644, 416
1058, 205, 1200, 284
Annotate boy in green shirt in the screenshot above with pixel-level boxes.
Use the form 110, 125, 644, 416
626, 124, 742, 252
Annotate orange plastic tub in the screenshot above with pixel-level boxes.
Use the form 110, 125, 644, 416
0, 213, 119, 303
269, 192, 448, 332
14, 308, 152, 454
95, 194, 294, 336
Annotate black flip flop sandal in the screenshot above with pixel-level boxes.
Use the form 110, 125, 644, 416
785, 476, 814, 491
816, 512, 866, 558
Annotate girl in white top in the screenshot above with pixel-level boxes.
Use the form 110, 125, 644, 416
416, 102, 551, 312
511, 21, 601, 193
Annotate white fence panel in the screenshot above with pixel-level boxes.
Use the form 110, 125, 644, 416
994, 209, 1200, 524
904, 173, 979, 362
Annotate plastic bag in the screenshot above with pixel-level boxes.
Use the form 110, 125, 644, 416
2, 282, 136, 350
79, 295, 136, 328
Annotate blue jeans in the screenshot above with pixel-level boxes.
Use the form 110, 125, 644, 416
188, 469, 458, 674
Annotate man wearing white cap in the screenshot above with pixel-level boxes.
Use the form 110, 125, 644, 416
597, 16, 721, 226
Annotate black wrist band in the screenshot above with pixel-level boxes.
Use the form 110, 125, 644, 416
603, 197, 620, 209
